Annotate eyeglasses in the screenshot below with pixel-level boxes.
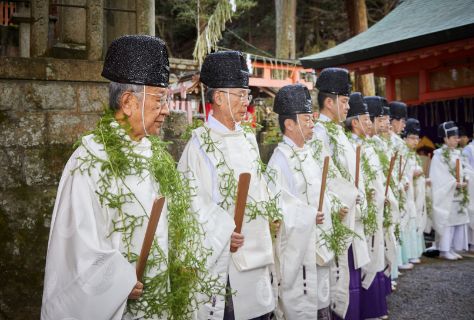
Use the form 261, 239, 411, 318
134, 91, 171, 109
217, 90, 253, 103
298, 114, 313, 128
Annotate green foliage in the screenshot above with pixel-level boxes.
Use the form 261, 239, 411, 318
75, 111, 224, 319
347, 135, 378, 237
394, 223, 401, 243
441, 146, 469, 214
317, 120, 352, 181
383, 201, 392, 229
319, 197, 361, 260
181, 118, 205, 141
192, 0, 257, 62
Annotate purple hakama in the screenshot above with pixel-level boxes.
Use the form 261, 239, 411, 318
360, 271, 389, 319
384, 274, 392, 296
333, 246, 361, 320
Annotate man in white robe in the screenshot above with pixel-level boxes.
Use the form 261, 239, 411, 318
312, 68, 367, 320
387, 101, 420, 271
345, 93, 389, 320
267, 84, 336, 320
364, 96, 401, 291
401, 119, 427, 263
41, 35, 172, 320
430, 121, 470, 260
178, 51, 276, 320
462, 135, 474, 251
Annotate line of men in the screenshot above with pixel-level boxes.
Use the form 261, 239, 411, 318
41, 35, 472, 320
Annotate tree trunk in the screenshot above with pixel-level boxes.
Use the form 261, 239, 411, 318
275, 0, 296, 59
345, 0, 375, 96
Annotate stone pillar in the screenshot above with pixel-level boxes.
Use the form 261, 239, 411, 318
31, 0, 49, 57
11, 3, 31, 58
136, 0, 155, 36
87, 0, 104, 60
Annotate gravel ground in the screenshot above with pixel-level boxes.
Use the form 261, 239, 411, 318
387, 255, 474, 320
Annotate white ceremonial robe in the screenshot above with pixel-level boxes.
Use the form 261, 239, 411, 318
313, 115, 370, 269
463, 143, 474, 245
430, 147, 470, 252
312, 115, 365, 318
462, 141, 474, 168
178, 116, 275, 320
41, 134, 168, 320
410, 154, 427, 257
399, 150, 419, 262
368, 135, 401, 278
267, 136, 334, 319
351, 135, 385, 289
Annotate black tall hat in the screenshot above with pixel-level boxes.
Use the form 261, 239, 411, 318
458, 125, 467, 137
102, 35, 169, 87
316, 67, 351, 96
347, 92, 368, 118
389, 101, 408, 120
381, 98, 390, 116
274, 84, 312, 115
403, 118, 421, 137
200, 51, 249, 88
364, 96, 384, 118
438, 121, 459, 138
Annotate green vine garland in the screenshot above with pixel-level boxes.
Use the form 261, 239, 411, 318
74, 111, 224, 319
316, 120, 352, 181
199, 127, 282, 223
441, 146, 469, 214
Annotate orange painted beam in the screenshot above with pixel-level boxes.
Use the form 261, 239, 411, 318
249, 77, 313, 90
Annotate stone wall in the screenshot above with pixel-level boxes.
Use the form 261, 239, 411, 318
0, 57, 108, 319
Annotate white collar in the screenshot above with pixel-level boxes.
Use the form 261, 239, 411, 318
318, 113, 332, 122
207, 114, 242, 133
352, 133, 363, 143
283, 135, 300, 148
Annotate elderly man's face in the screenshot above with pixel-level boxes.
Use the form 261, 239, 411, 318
215, 88, 251, 123
125, 85, 170, 139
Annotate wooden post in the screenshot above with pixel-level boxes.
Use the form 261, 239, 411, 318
398, 155, 403, 181
385, 152, 398, 197
136, 197, 166, 282
423, 153, 432, 177
355, 145, 361, 188
318, 156, 330, 212
456, 159, 461, 183
231, 173, 251, 252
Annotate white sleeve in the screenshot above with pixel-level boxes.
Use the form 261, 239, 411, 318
42, 151, 136, 320
267, 149, 317, 287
